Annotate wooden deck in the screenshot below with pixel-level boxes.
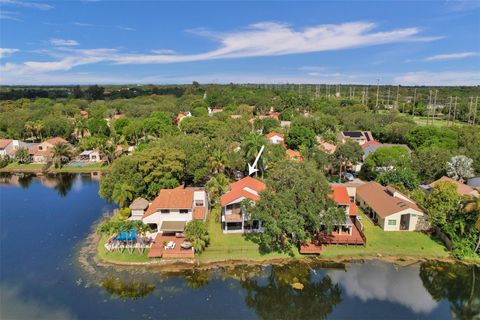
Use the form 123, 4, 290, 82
300, 242, 323, 254
148, 235, 195, 258
317, 217, 366, 245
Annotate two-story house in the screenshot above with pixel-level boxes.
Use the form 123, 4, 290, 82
142, 186, 208, 235
220, 176, 266, 233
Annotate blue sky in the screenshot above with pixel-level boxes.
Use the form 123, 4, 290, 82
0, 0, 479, 85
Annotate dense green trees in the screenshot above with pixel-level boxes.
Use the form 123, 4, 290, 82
247, 160, 344, 253
185, 220, 210, 253
285, 126, 316, 150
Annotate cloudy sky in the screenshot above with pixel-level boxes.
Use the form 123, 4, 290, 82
0, 0, 479, 85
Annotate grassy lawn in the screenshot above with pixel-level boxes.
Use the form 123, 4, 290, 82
54, 163, 108, 173
1, 162, 46, 172
197, 206, 301, 262
1, 162, 108, 173
97, 235, 151, 263
321, 211, 449, 259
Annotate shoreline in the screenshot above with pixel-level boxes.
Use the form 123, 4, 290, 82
82, 223, 477, 274
0, 166, 108, 174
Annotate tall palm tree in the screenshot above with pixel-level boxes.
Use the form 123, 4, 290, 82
241, 132, 266, 176
464, 195, 480, 252
208, 148, 227, 174
52, 143, 72, 168
24, 121, 36, 140
112, 182, 135, 208
206, 174, 230, 205
75, 118, 89, 138
99, 142, 115, 165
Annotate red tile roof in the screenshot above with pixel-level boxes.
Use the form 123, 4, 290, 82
0, 139, 12, 149
45, 137, 68, 145
266, 132, 284, 140
286, 149, 303, 161
143, 187, 194, 218
329, 186, 350, 205
361, 140, 382, 150
193, 207, 206, 220
220, 176, 266, 207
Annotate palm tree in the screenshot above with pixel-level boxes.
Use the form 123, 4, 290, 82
112, 182, 135, 208
52, 143, 72, 168
99, 142, 115, 165
241, 132, 266, 176
208, 148, 227, 174
15, 147, 30, 164
464, 195, 480, 252
75, 118, 89, 138
206, 174, 230, 205
24, 121, 36, 140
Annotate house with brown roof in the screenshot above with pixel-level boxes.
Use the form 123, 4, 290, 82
142, 186, 208, 234
220, 176, 266, 234
29, 137, 70, 163
356, 181, 425, 231
316, 137, 336, 154
0, 139, 28, 158
286, 149, 304, 161
128, 197, 149, 220
428, 176, 479, 197
266, 132, 284, 145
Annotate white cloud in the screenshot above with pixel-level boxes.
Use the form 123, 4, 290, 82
49, 38, 80, 46
0, 10, 22, 21
394, 71, 480, 85
117, 26, 135, 31
0, 0, 53, 10
0, 48, 19, 58
328, 262, 439, 314
73, 22, 93, 27
425, 51, 479, 61
151, 49, 176, 55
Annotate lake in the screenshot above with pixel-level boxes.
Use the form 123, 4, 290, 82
0, 173, 478, 320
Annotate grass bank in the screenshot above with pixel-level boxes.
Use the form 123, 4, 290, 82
1, 162, 108, 173
320, 211, 448, 259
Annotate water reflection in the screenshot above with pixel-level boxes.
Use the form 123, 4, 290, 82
420, 261, 480, 320
100, 276, 155, 300
0, 284, 75, 320
0, 172, 90, 197
328, 261, 438, 314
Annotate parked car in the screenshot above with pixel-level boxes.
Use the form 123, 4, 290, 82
342, 172, 355, 182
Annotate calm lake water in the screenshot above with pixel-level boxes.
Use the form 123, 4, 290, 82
0, 173, 478, 320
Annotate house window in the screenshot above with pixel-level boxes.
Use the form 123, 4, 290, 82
388, 220, 397, 226
39, 146, 43, 150
195, 200, 204, 207
161, 209, 170, 214
180, 209, 188, 214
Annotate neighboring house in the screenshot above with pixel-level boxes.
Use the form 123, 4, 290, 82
356, 181, 426, 231
113, 113, 125, 120
176, 112, 192, 126
129, 197, 149, 221
80, 110, 89, 119
337, 131, 374, 146
428, 176, 479, 197
266, 132, 284, 145
300, 185, 365, 254
142, 186, 208, 234
220, 176, 266, 234
79, 150, 102, 162
362, 141, 411, 159
316, 137, 336, 154
280, 121, 291, 128
28, 137, 69, 163
286, 149, 303, 161
0, 139, 28, 158
208, 107, 224, 116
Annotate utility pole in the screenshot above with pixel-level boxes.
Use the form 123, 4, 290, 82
395, 84, 400, 110
375, 79, 380, 111
474, 96, 478, 125
432, 89, 438, 124
427, 90, 432, 125
366, 86, 369, 106
447, 96, 453, 126
387, 87, 391, 107
412, 88, 417, 117
453, 96, 458, 125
